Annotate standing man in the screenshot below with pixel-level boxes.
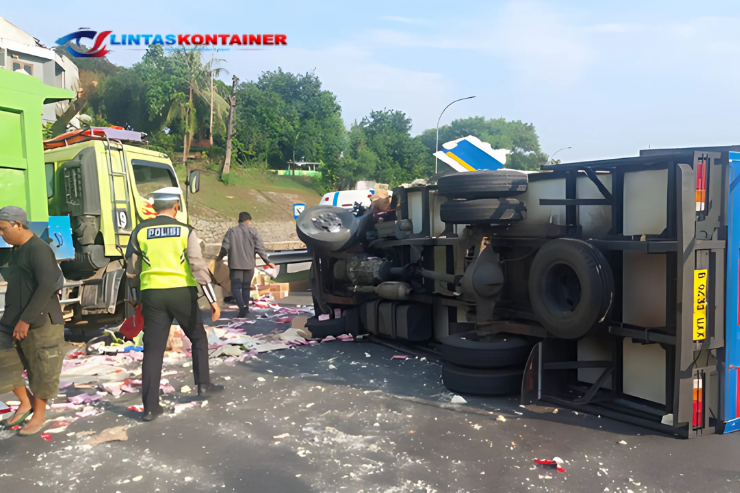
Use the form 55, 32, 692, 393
217, 212, 274, 318
0, 206, 65, 436
126, 187, 223, 422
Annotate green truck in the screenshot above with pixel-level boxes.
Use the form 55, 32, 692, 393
0, 68, 200, 335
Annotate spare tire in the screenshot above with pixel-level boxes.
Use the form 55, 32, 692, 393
441, 332, 531, 369
528, 239, 614, 339
440, 198, 525, 225
296, 206, 371, 253
438, 169, 528, 199
442, 363, 523, 396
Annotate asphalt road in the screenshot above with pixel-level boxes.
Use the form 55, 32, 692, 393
1, 305, 740, 493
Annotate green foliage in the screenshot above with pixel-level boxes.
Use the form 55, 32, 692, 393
55, 44, 119, 75
233, 69, 344, 172
323, 109, 431, 188
42, 123, 53, 139
60, 48, 549, 188
420, 117, 548, 171
147, 130, 178, 157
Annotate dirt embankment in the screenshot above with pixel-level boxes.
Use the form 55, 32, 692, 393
191, 215, 300, 246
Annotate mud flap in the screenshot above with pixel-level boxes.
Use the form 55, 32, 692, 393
80, 261, 126, 315
104, 264, 124, 314
521, 342, 542, 405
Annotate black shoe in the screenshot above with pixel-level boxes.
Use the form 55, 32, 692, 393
237, 308, 248, 319
142, 406, 164, 422
197, 383, 224, 397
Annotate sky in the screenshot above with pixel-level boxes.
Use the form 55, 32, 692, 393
4, 0, 740, 162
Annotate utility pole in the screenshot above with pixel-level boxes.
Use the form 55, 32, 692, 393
222, 75, 238, 181
209, 49, 215, 147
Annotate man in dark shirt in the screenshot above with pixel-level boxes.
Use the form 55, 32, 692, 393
0, 206, 65, 436
217, 212, 274, 318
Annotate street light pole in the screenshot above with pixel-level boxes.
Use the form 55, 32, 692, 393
436, 96, 476, 174
550, 146, 572, 162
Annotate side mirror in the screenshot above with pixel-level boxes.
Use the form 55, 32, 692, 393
188, 170, 201, 194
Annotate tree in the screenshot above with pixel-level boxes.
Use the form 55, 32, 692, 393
54, 44, 119, 75
328, 109, 431, 187
232, 69, 345, 170
206, 52, 229, 146
420, 117, 548, 171
166, 93, 196, 167
222, 76, 239, 181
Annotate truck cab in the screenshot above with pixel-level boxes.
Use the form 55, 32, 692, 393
42, 128, 199, 328
0, 68, 200, 332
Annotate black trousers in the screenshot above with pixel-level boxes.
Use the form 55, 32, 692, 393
141, 287, 210, 411
229, 268, 254, 314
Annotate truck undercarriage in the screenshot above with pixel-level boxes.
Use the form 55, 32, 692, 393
294, 147, 740, 438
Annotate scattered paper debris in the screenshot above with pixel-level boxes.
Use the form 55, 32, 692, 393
535, 458, 566, 473
618, 440, 627, 445
451, 395, 467, 404
86, 426, 129, 446
497, 415, 507, 422
273, 433, 290, 439
40, 433, 52, 441
181, 385, 192, 394
391, 355, 408, 360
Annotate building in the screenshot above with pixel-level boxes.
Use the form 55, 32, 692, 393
0, 16, 80, 126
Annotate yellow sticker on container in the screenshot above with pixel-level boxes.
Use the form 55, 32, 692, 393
693, 269, 708, 341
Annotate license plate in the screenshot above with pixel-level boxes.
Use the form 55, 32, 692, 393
693, 269, 708, 341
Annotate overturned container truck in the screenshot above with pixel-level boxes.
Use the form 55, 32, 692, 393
296, 142, 740, 438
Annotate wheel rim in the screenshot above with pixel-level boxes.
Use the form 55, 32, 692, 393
542, 262, 581, 315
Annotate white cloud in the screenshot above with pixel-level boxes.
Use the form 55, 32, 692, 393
369, 1, 597, 86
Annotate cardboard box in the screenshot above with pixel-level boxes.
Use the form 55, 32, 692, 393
207, 259, 231, 296
270, 283, 290, 292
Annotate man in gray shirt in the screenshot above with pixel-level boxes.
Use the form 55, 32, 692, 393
217, 212, 273, 318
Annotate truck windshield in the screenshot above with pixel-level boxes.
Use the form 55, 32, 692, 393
131, 159, 178, 197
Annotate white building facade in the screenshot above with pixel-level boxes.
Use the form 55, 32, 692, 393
0, 16, 80, 125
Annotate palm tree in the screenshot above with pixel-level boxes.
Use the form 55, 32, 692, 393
166, 92, 196, 167
172, 48, 229, 161
206, 49, 229, 146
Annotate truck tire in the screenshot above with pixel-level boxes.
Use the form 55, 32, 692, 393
437, 169, 528, 199
528, 239, 614, 339
442, 362, 523, 396
441, 332, 531, 369
440, 198, 525, 225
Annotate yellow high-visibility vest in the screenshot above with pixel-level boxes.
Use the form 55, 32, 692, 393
136, 222, 197, 291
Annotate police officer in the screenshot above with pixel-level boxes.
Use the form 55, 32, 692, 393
125, 187, 223, 422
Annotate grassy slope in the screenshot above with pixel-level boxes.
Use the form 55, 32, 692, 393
175, 161, 323, 222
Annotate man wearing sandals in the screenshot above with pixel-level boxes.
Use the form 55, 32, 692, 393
0, 206, 65, 436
